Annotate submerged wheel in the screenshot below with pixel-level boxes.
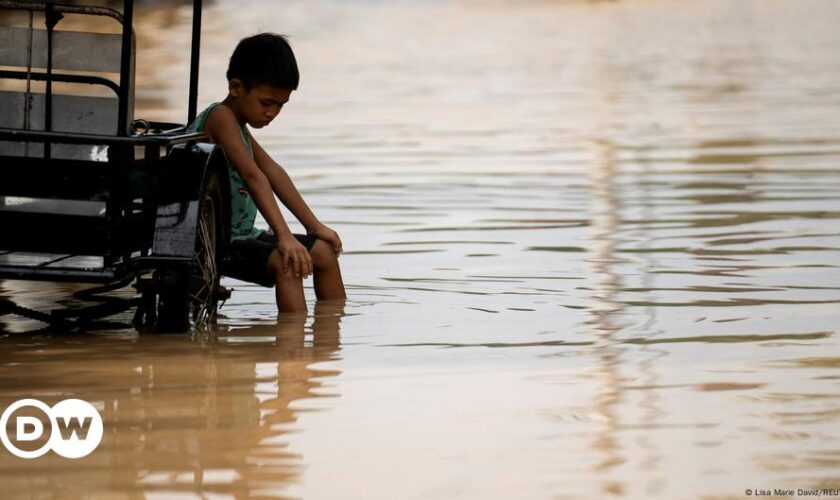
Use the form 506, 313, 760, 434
154, 172, 223, 332
189, 185, 220, 326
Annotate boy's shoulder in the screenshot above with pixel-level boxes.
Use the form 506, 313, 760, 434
190, 103, 236, 136
188, 102, 224, 134
207, 102, 241, 128
199, 103, 254, 154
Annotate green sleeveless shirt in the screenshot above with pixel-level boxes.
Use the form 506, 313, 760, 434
186, 103, 261, 241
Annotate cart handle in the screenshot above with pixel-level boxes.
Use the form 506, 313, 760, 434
0, 127, 206, 146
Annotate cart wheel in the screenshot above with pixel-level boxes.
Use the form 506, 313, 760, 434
190, 177, 221, 326
155, 172, 223, 332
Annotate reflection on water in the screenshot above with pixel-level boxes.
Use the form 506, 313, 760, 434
2, 0, 840, 498
0, 301, 345, 497
586, 139, 628, 495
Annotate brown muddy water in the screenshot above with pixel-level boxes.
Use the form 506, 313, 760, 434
2, 0, 840, 498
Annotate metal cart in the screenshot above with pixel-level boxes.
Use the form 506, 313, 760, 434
0, 0, 230, 332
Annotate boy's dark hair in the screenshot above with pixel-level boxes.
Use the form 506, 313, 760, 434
226, 33, 299, 90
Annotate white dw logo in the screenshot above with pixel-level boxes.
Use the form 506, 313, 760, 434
0, 399, 103, 459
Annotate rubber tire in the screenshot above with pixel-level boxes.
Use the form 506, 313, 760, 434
154, 171, 222, 332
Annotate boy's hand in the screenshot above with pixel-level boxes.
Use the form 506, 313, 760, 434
309, 223, 343, 256
276, 233, 313, 278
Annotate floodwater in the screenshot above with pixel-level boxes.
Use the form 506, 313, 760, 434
2, 0, 840, 498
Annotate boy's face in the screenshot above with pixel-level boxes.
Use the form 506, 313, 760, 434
230, 81, 292, 128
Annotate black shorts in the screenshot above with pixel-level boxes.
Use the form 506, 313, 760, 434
222, 231, 318, 287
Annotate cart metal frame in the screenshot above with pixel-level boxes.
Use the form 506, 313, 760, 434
0, 0, 230, 332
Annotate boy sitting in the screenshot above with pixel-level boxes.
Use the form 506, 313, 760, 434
187, 33, 345, 313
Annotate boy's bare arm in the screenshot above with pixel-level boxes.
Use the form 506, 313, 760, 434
251, 137, 343, 254
250, 137, 319, 231
204, 106, 313, 277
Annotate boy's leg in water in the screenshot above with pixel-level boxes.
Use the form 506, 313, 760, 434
311, 299, 346, 351
272, 301, 344, 348
310, 239, 347, 300
273, 311, 307, 349
267, 249, 307, 313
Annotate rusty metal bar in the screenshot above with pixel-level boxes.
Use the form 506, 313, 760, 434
0, 1, 123, 23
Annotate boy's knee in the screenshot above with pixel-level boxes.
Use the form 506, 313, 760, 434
266, 249, 283, 274
267, 250, 296, 282
311, 239, 339, 270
